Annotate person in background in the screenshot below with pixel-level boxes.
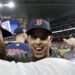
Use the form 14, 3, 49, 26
26, 19, 53, 61
14, 19, 28, 43
63, 33, 75, 60
14, 27, 27, 43
6, 27, 31, 62
20, 19, 28, 32
0, 26, 12, 60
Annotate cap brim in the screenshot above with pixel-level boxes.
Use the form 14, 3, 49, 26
1, 27, 12, 37
26, 28, 52, 35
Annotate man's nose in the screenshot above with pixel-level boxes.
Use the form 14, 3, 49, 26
35, 38, 41, 44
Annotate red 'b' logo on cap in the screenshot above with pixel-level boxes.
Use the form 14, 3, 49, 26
35, 19, 43, 25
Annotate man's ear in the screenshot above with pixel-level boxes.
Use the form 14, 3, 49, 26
48, 36, 53, 48
49, 36, 53, 41
51, 36, 53, 41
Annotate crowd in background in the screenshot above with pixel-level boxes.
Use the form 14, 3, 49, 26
51, 41, 71, 58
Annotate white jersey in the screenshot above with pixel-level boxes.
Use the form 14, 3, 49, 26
0, 58, 75, 75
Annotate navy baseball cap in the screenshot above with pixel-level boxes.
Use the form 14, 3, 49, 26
14, 27, 24, 36
26, 19, 52, 35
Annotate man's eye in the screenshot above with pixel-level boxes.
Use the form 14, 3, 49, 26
40, 36, 48, 40
30, 35, 48, 40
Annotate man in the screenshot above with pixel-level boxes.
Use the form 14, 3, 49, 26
26, 19, 53, 61
63, 33, 75, 60
6, 27, 31, 62
0, 20, 75, 75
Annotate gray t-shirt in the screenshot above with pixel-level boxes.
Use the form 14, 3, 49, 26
0, 58, 75, 75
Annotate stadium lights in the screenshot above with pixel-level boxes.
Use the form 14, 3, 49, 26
0, 3, 2, 8
4, 1, 15, 8
7, 2, 15, 8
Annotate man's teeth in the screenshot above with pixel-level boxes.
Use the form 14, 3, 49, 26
36, 47, 42, 49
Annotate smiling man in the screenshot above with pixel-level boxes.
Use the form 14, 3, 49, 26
26, 19, 53, 61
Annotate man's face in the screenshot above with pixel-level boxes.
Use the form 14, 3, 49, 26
27, 29, 52, 59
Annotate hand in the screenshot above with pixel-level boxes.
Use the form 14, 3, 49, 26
63, 38, 75, 46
